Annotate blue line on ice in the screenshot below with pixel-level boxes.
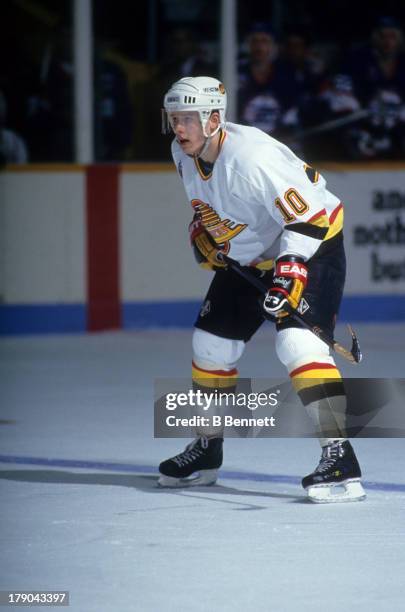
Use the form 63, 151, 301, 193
1, 454, 404, 493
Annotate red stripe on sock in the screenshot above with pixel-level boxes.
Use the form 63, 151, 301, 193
192, 361, 238, 377
290, 362, 337, 377
86, 165, 121, 331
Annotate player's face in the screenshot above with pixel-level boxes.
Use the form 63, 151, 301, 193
169, 111, 205, 155
376, 28, 401, 55
248, 32, 274, 62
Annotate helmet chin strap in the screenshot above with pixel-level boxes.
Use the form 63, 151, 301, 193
194, 136, 211, 159
194, 122, 221, 159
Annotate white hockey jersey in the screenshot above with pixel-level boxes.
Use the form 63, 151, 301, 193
171, 122, 343, 267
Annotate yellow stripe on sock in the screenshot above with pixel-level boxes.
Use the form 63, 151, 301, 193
192, 362, 238, 389
290, 362, 341, 392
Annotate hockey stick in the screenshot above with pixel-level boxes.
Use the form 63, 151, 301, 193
218, 254, 362, 364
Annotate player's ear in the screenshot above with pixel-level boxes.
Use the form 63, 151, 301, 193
209, 111, 220, 131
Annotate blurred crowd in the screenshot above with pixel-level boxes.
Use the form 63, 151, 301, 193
1, 14, 405, 163
237, 17, 405, 161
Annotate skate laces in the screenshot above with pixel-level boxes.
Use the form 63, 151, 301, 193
317, 442, 344, 472
172, 436, 209, 467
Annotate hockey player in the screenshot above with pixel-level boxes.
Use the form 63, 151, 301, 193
158, 76, 366, 503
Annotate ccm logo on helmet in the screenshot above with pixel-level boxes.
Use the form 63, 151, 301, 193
201, 84, 226, 94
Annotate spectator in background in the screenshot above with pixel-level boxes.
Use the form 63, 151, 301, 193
238, 23, 300, 137
280, 30, 325, 101
0, 90, 28, 164
159, 27, 218, 90
24, 28, 73, 161
298, 74, 363, 160
143, 27, 218, 159
342, 16, 405, 158
94, 41, 133, 161
23, 27, 133, 162
346, 17, 405, 104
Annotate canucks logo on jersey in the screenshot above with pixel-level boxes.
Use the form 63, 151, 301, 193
191, 199, 247, 253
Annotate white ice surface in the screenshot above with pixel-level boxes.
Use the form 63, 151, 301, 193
0, 324, 405, 612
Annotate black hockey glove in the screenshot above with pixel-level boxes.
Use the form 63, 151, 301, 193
263, 255, 308, 320
189, 213, 227, 271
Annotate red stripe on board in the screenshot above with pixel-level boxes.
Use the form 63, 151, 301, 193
86, 165, 121, 331
290, 362, 337, 377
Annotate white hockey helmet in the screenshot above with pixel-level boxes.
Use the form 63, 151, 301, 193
162, 76, 227, 137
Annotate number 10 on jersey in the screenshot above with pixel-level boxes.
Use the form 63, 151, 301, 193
275, 188, 310, 223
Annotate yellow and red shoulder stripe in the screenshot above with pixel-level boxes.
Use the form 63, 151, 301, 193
324, 203, 344, 240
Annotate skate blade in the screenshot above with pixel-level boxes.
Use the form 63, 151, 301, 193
307, 478, 366, 504
157, 469, 219, 488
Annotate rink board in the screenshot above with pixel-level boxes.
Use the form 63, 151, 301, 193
1, 163, 404, 333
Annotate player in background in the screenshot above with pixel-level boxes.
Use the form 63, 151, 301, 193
158, 76, 366, 503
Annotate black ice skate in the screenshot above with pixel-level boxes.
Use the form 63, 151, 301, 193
302, 440, 366, 503
158, 436, 223, 487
